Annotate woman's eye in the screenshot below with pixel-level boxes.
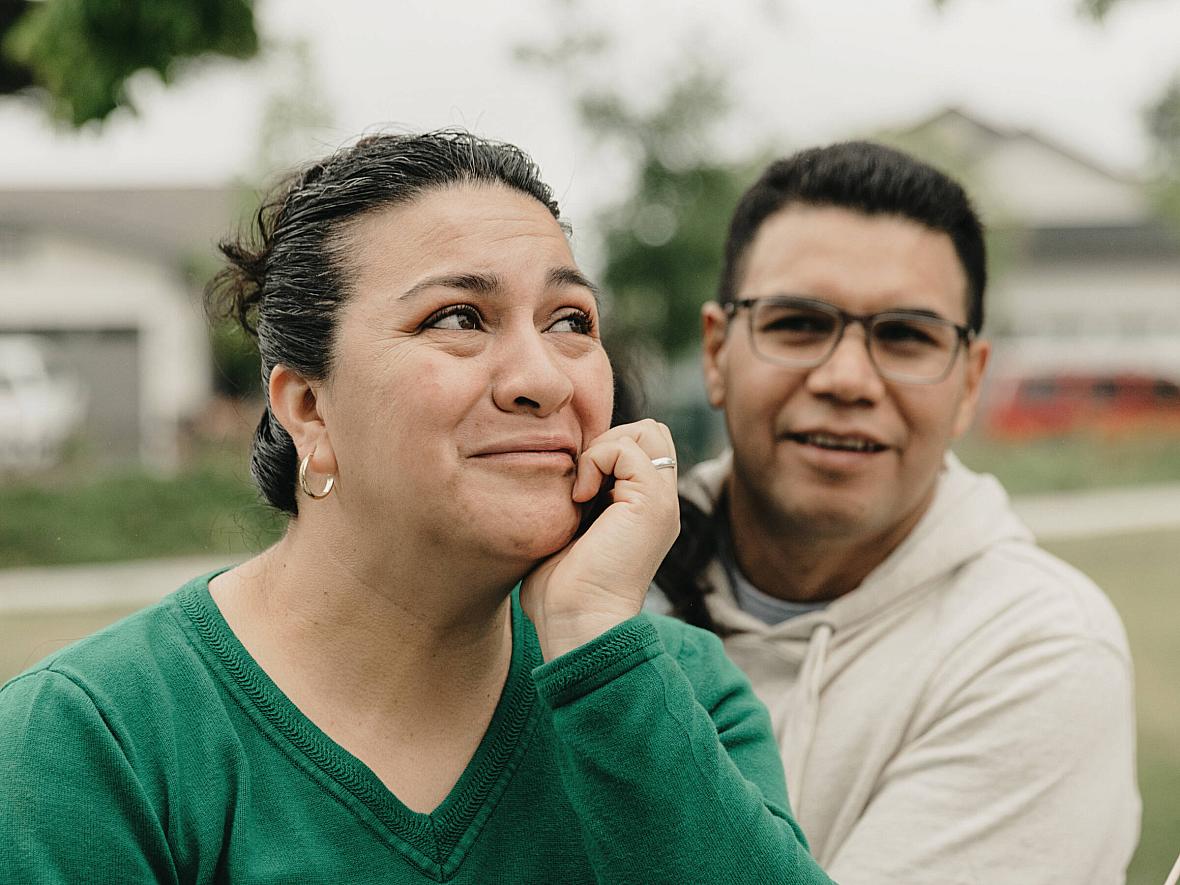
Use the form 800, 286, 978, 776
424, 305, 482, 331
549, 311, 594, 335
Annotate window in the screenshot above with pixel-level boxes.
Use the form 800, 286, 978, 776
1153, 379, 1180, 402
1021, 378, 1058, 401
1092, 379, 1118, 399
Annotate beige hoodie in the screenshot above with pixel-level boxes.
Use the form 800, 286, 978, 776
658, 452, 1140, 885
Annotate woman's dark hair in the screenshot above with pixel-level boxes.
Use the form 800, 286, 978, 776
206, 130, 562, 515
718, 140, 987, 333
654, 496, 726, 632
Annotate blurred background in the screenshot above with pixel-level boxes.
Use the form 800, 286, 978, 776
1, 0, 1177, 879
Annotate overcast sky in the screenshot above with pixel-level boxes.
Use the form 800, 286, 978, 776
3, 0, 1179, 231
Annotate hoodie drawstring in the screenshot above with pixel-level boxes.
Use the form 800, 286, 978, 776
780, 622, 833, 816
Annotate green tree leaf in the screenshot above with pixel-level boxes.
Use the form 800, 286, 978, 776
1, 0, 258, 125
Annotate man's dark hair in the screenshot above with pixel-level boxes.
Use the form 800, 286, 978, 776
206, 130, 561, 516
718, 140, 987, 332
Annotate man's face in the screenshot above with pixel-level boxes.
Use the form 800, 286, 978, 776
702, 204, 989, 546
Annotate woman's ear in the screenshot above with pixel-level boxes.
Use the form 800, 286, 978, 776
268, 364, 337, 476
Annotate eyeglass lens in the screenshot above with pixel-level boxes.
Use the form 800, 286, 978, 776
749, 300, 960, 381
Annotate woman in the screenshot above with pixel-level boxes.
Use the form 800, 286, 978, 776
0, 131, 830, 884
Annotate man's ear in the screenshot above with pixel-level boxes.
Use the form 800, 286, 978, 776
268, 364, 337, 476
701, 302, 730, 410
952, 337, 991, 439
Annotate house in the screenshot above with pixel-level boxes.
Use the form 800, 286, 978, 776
882, 108, 1180, 437
0, 186, 245, 469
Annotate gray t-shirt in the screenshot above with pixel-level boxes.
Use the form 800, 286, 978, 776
717, 506, 827, 626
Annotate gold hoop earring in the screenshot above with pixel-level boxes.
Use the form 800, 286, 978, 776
298, 453, 335, 499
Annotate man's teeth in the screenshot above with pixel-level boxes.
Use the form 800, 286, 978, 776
797, 433, 884, 452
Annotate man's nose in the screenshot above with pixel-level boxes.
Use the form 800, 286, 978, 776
804, 323, 886, 404
490, 322, 575, 417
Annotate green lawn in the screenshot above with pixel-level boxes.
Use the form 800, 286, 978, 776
1042, 530, 1180, 885
0, 447, 284, 568
0, 606, 140, 681
955, 433, 1180, 494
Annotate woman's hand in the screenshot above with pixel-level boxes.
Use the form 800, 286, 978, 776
521, 419, 680, 661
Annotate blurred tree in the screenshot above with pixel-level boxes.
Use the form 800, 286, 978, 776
0, 0, 34, 94
517, 9, 758, 360
1147, 78, 1180, 161
932, 0, 1123, 18
581, 67, 761, 357
249, 37, 332, 180
0, 0, 258, 125
1145, 76, 1180, 229
205, 37, 334, 401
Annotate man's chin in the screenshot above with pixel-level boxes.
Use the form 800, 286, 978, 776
772, 487, 879, 538
795, 509, 876, 539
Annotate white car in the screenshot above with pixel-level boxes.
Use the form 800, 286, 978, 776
0, 335, 87, 469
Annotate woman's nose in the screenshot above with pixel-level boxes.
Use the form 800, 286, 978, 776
490, 323, 575, 416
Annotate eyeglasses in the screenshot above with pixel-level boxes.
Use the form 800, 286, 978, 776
724, 295, 975, 384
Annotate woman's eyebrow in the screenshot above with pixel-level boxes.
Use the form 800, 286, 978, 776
548, 266, 600, 301
400, 272, 502, 300
400, 267, 600, 302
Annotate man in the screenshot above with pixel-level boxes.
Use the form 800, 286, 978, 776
653, 142, 1140, 883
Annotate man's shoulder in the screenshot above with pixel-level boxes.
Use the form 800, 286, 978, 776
939, 536, 1130, 660
916, 457, 1129, 655
677, 451, 731, 514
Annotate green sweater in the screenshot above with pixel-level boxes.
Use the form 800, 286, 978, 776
1, 573, 831, 884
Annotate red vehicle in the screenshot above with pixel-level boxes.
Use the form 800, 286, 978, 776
983, 372, 1180, 439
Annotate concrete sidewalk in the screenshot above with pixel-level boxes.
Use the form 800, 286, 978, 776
2, 481, 1179, 614
1011, 481, 1180, 542
0, 554, 232, 613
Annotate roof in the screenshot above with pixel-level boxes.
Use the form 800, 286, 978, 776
1023, 223, 1180, 260
896, 107, 1141, 185
885, 107, 1155, 229
0, 185, 251, 264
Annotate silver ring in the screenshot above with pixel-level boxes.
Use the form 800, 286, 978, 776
650, 457, 677, 471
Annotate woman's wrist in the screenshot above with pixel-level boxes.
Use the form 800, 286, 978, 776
531, 603, 643, 662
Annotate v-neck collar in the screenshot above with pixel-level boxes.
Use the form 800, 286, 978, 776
174, 573, 542, 880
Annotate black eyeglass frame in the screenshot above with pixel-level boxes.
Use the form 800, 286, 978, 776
723, 295, 976, 385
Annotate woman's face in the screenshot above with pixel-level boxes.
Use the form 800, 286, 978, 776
316, 183, 613, 566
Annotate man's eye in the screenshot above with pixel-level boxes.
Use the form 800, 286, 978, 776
424, 305, 482, 331
760, 311, 833, 336
875, 320, 936, 345
549, 311, 594, 335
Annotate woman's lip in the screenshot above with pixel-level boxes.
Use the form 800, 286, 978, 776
469, 450, 577, 468
470, 439, 578, 458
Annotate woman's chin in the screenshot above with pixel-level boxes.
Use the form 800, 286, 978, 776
447, 487, 582, 566
491, 505, 580, 563
516, 519, 580, 561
